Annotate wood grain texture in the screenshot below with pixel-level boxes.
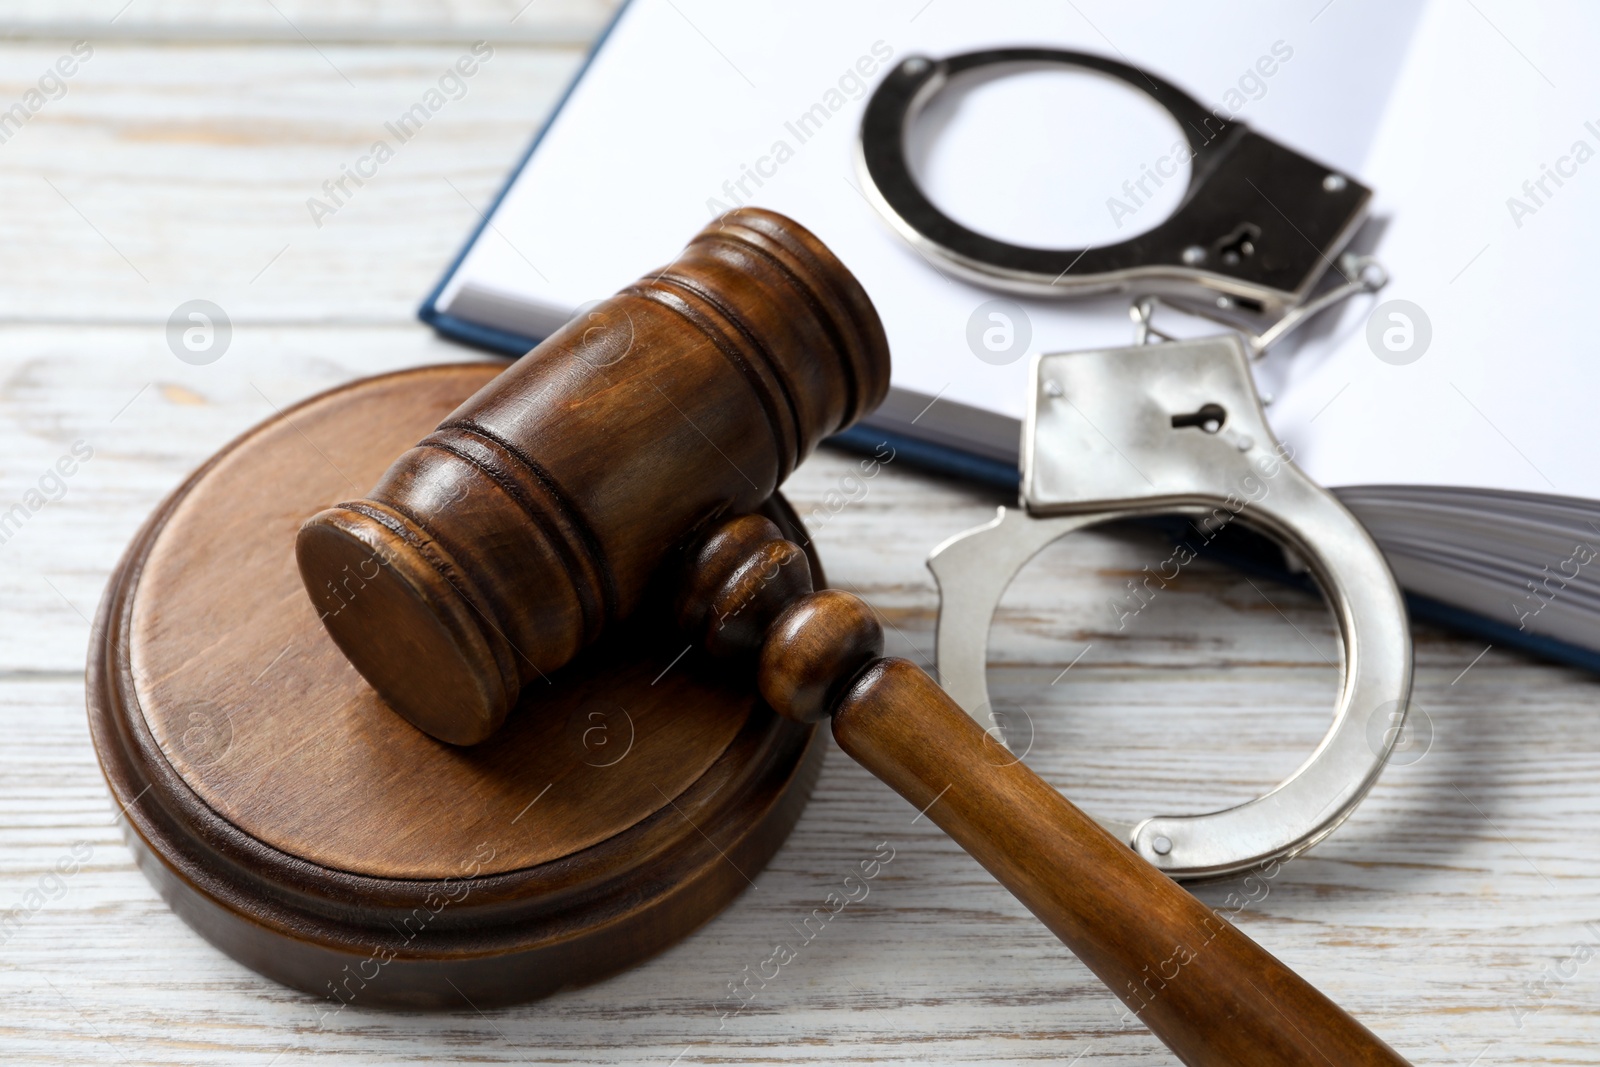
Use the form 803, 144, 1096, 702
676, 514, 814, 660
2, 5, 1599, 1064
298, 209, 889, 743
692, 523, 1402, 1063
832, 658, 1404, 1066
6, 2, 618, 44
123, 363, 768, 877
87, 362, 825, 1007
0, 41, 588, 322
759, 589, 886, 725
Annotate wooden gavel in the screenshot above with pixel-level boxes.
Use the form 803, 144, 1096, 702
296, 208, 1408, 1066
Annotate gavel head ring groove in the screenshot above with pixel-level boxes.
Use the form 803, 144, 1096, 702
295, 209, 891, 745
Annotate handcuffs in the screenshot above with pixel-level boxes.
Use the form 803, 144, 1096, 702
858, 48, 1414, 880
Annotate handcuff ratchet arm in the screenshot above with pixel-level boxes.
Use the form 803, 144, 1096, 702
929, 336, 1413, 879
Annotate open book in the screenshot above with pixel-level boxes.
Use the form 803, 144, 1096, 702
422, 0, 1600, 670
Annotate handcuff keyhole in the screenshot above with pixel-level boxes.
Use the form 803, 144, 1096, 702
1213, 223, 1261, 266
1170, 403, 1226, 433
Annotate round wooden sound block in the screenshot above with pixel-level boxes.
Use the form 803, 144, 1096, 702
87, 363, 823, 1009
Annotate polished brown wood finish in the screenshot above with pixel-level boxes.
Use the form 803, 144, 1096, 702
282, 214, 1404, 1058
680, 522, 1410, 1067
298, 209, 891, 744
676, 514, 815, 660
87, 364, 825, 1008
832, 661, 1407, 1067
758, 592, 885, 725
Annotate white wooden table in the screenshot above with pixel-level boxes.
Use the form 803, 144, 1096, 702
1, 3, 1596, 1063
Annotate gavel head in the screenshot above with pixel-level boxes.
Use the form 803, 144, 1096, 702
295, 209, 890, 745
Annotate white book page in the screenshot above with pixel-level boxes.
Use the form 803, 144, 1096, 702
440, 0, 1418, 433
1269, 0, 1600, 497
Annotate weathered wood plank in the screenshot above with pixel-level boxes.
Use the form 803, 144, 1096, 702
2, 1, 621, 44
0, 42, 586, 323
6, 620, 1600, 1064
3, 331, 1596, 1064
2, 7, 1598, 1063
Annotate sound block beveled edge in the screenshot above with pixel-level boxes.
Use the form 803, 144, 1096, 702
85, 365, 825, 1010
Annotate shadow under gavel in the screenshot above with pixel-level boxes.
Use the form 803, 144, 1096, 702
296, 208, 1409, 1066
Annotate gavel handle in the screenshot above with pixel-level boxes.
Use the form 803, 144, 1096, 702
833, 658, 1409, 1067
684, 517, 1410, 1065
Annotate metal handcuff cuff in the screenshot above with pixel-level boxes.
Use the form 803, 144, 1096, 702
857, 48, 1414, 880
